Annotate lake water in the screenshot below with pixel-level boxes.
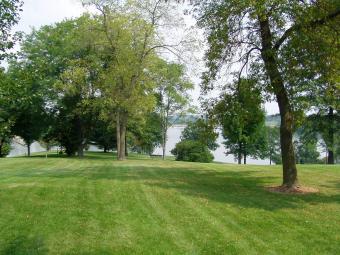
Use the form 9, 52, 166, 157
9, 125, 271, 165
153, 125, 271, 165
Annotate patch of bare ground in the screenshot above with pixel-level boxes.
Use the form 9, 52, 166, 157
266, 185, 319, 194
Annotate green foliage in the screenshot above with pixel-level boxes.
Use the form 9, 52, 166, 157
265, 126, 281, 165
171, 140, 214, 163
129, 112, 162, 154
181, 118, 218, 151
6, 63, 50, 152
90, 120, 117, 153
0, 0, 23, 60
0, 139, 11, 157
214, 79, 267, 163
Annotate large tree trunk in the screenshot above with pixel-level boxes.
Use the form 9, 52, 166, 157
78, 144, 84, 158
327, 107, 335, 164
259, 18, 298, 188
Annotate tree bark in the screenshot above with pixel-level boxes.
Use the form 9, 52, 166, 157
125, 133, 128, 157
27, 143, 31, 157
78, 144, 84, 158
327, 107, 334, 164
238, 142, 242, 164
243, 153, 247, 165
118, 120, 126, 160
116, 112, 121, 160
259, 17, 298, 188
162, 130, 167, 160
117, 111, 127, 161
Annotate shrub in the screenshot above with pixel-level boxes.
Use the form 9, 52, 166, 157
171, 140, 214, 163
0, 141, 11, 158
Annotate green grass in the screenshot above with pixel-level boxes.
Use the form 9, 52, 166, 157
0, 152, 339, 255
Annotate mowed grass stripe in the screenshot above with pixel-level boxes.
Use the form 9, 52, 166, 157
0, 152, 339, 254
142, 165, 271, 255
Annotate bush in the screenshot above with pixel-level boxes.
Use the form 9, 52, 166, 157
0, 141, 11, 158
171, 140, 214, 163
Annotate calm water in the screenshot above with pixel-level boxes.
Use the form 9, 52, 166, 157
153, 125, 271, 165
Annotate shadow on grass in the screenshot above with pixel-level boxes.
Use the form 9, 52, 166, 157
0, 235, 48, 255
12, 161, 340, 211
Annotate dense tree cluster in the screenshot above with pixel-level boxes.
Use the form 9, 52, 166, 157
0, 1, 193, 158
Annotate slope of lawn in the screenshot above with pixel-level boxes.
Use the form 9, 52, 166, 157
0, 152, 339, 254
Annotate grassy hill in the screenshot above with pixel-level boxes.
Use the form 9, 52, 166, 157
0, 152, 339, 254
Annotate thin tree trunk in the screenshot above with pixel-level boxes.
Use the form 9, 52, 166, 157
244, 153, 247, 165
259, 17, 298, 188
327, 107, 334, 164
161, 107, 169, 160
116, 112, 121, 160
125, 133, 128, 157
117, 112, 127, 161
162, 130, 167, 160
27, 143, 31, 157
270, 154, 272, 165
238, 142, 242, 164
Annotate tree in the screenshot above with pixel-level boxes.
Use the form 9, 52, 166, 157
90, 119, 117, 153
84, 0, 190, 161
294, 127, 322, 164
214, 79, 267, 164
181, 117, 218, 151
0, 0, 23, 61
306, 112, 340, 164
196, 0, 340, 188
11, 16, 102, 157
153, 59, 193, 159
129, 112, 162, 155
0, 69, 14, 157
6, 63, 50, 157
265, 126, 281, 165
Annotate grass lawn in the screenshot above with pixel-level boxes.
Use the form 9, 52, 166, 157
0, 152, 339, 254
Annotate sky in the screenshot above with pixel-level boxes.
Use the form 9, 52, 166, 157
12, 0, 279, 115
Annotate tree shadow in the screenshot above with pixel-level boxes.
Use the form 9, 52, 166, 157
13, 162, 340, 211
0, 235, 48, 255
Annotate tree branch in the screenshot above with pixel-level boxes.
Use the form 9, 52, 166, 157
274, 9, 340, 50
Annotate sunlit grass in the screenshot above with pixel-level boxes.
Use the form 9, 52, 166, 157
0, 152, 339, 254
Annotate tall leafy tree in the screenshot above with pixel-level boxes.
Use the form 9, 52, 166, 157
153, 59, 193, 159
214, 79, 267, 164
7, 62, 50, 156
195, 0, 340, 188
